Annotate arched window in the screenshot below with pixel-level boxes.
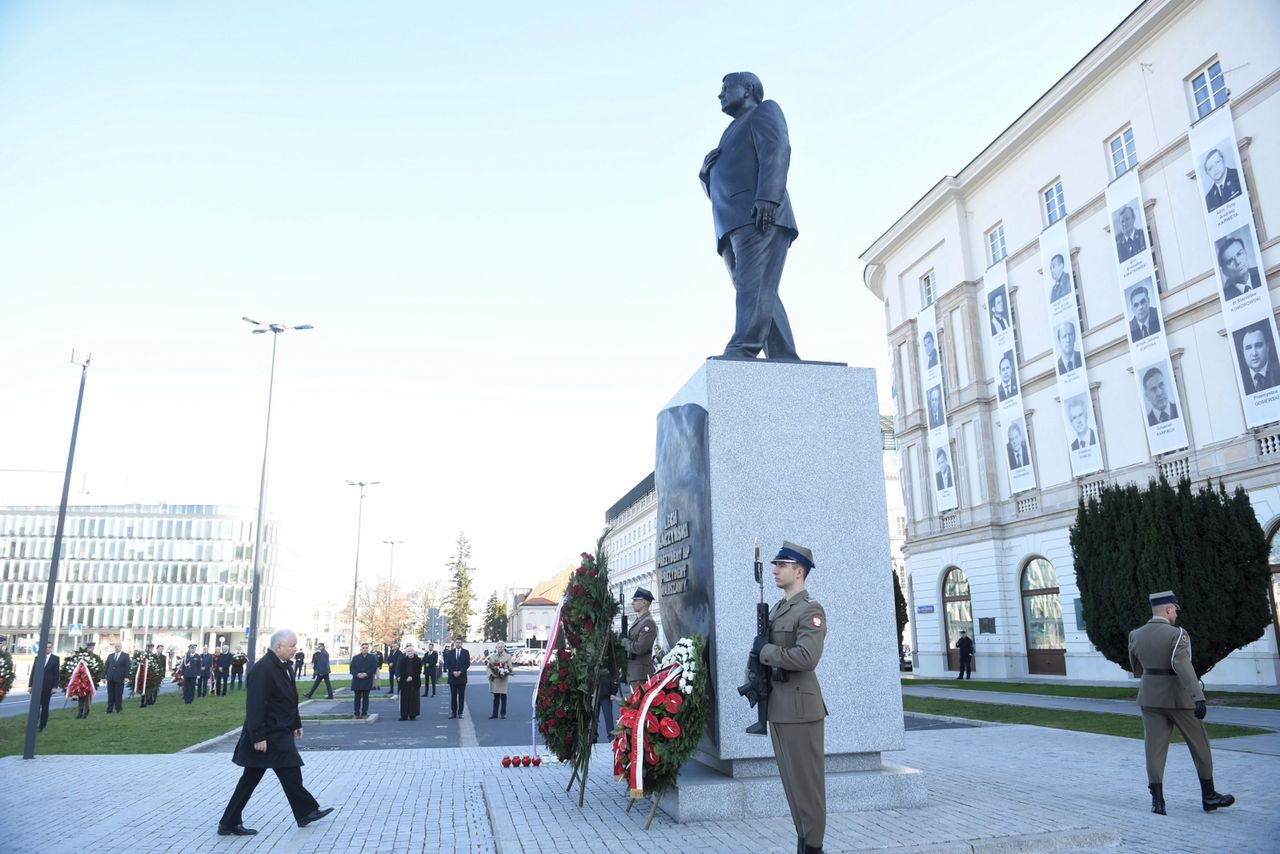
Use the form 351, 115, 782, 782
942, 567, 973, 673
1267, 525, 1280, 645
1021, 557, 1066, 675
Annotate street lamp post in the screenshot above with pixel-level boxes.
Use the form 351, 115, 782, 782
382, 539, 404, 585
346, 480, 380, 659
243, 317, 312, 670
23, 351, 91, 760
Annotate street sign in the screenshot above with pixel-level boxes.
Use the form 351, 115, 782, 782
244, 627, 250, 637
915, 605, 934, 615
68, 623, 83, 637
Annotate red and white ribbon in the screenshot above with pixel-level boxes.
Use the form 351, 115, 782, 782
133, 656, 149, 693
65, 660, 96, 700
531, 595, 568, 753
626, 662, 683, 797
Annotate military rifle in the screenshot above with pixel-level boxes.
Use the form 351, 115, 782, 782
736, 540, 771, 735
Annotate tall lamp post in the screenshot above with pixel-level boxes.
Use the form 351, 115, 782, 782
346, 480, 380, 659
382, 539, 404, 584
243, 317, 312, 669
23, 351, 91, 760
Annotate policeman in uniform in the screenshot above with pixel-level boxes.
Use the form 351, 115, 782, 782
181, 644, 202, 704
753, 541, 826, 854
620, 588, 658, 689
1129, 590, 1234, 815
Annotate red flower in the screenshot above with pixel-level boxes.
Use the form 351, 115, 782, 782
556, 708, 566, 719
572, 584, 584, 596
588, 569, 597, 578
659, 717, 682, 739
559, 668, 569, 679
559, 683, 568, 694
584, 619, 594, 631
644, 744, 658, 765
565, 732, 574, 744
614, 761, 624, 776
650, 691, 667, 707
581, 552, 591, 559
645, 712, 660, 733
664, 694, 683, 714
577, 566, 586, 577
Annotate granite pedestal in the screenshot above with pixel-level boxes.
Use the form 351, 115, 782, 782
654, 358, 926, 820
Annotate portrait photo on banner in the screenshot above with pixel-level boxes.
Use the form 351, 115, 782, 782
1216, 225, 1264, 301
921, 329, 940, 369
926, 383, 945, 428
1004, 417, 1032, 472
1047, 252, 1073, 303
933, 446, 955, 491
1200, 141, 1244, 214
1064, 393, 1098, 451
1055, 319, 1082, 375
1137, 362, 1179, 426
1233, 319, 1280, 395
1111, 199, 1147, 263
988, 285, 1011, 335
996, 349, 1019, 401
1124, 277, 1160, 343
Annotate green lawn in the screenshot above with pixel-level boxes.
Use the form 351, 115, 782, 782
903, 677, 1280, 709
0, 684, 308, 757
902, 696, 1267, 740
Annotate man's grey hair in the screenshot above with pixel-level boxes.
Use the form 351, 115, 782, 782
269, 628, 296, 649
724, 71, 763, 101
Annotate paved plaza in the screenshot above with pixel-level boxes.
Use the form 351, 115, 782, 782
4, 708, 1277, 853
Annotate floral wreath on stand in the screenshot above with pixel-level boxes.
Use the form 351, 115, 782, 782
129, 650, 163, 698
612, 634, 709, 829
0, 646, 15, 701
60, 646, 104, 692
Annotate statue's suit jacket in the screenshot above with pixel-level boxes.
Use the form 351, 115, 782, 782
700, 100, 798, 251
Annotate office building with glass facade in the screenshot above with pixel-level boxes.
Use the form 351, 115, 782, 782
0, 503, 279, 654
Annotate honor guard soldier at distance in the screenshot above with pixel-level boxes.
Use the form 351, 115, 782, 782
1128, 590, 1234, 816
752, 541, 827, 854
621, 587, 658, 687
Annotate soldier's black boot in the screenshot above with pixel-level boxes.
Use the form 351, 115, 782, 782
1199, 777, 1235, 811
1149, 783, 1166, 815
802, 845, 824, 854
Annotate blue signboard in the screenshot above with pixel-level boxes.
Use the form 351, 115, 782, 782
916, 604, 935, 614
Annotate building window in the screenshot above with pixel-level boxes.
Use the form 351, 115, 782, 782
1108, 127, 1138, 178
1189, 59, 1228, 119
1070, 252, 1088, 332
986, 223, 1007, 265
1144, 204, 1166, 293
921, 270, 936, 307
1021, 557, 1066, 675
1043, 180, 1067, 225
942, 567, 973, 674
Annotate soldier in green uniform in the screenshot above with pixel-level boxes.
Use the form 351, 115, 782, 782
620, 588, 658, 689
1128, 590, 1234, 815
753, 541, 826, 854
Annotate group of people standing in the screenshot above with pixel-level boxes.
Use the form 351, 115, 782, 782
377, 639, 479, 721
178, 644, 248, 703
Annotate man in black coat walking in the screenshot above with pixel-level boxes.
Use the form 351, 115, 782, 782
444, 639, 471, 719
217, 628, 332, 836
423, 643, 439, 697
105, 642, 130, 713
28, 641, 60, 731
305, 643, 333, 699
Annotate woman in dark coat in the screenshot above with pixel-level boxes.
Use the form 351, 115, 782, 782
218, 629, 331, 836
398, 643, 423, 721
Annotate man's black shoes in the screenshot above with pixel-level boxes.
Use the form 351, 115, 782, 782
1200, 777, 1235, 812
1149, 783, 1166, 815
217, 823, 258, 836
297, 807, 334, 828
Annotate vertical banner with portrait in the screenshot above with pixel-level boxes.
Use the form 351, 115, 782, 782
1104, 170, 1188, 455
982, 260, 1036, 493
916, 303, 957, 512
1189, 107, 1280, 427
1040, 219, 1104, 477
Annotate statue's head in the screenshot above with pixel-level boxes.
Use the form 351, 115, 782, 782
720, 72, 763, 116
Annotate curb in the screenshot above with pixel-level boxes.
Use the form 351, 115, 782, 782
840, 828, 1121, 853
903, 710, 1003, 728
178, 699, 347, 753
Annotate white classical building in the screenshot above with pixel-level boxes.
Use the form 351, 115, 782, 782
602, 473, 661, 638
861, 0, 1280, 686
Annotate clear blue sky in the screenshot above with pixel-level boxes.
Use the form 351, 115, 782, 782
0, 1, 1134, 612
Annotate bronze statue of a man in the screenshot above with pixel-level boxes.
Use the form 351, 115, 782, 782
699, 72, 799, 361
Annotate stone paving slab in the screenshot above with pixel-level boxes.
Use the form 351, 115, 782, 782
1, 723, 1276, 853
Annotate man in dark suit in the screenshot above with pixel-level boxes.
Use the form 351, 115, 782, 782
349, 642, 377, 719
699, 71, 800, 360
28, 641, 59, 731
293, 649, 306, 678
1056, 322, 1082, 374
181, 644, 201, 704
1128, 285, 1160, 342
1218, 237, 1264, 300
921, 331, 939, 369
1067, 398, 1097, 451
955, 631, 974, 680
198, 646, 213, 698
1114, 205, 1147, 263
1202, 148, 1242, 213
934, 449, 953, 490
444, 639, 471, 719
1238, 325, 1280, 393
1048, 254, 1072, 302
216, 645, 233, 695
217, 628, 332, 836
305, 643, 332, 699
385, 643, 402, 695
1142, 367, 1179, 425
105, 642, 130, 713
1006, 421, 1030, 471
926, 386, 945, 429
423, 642, 439, 697
996, 353, 1019, 401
